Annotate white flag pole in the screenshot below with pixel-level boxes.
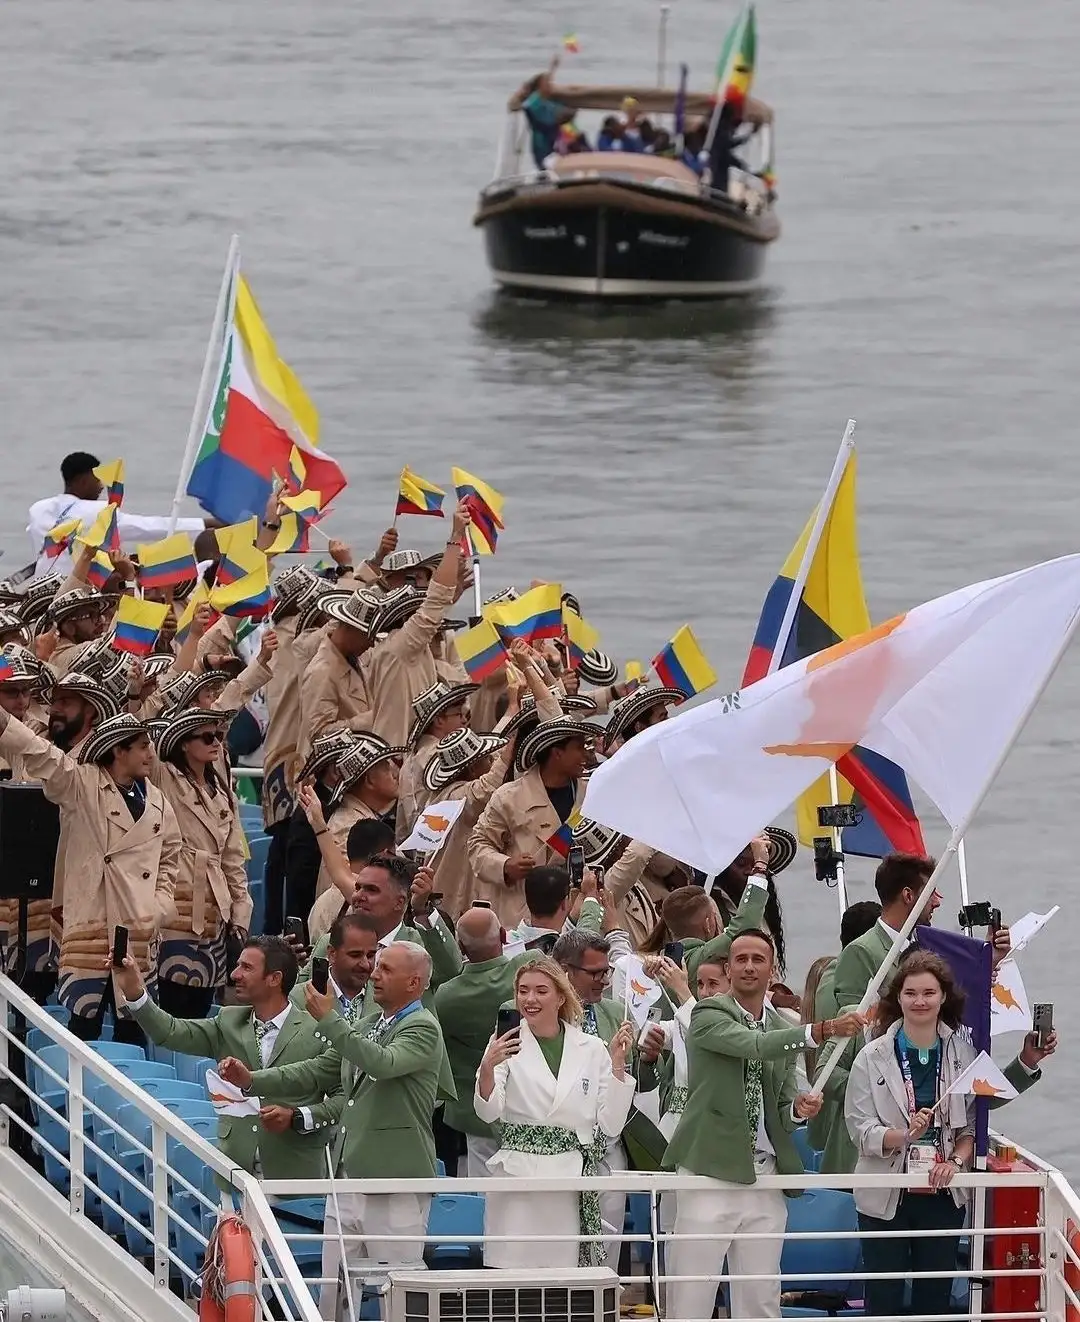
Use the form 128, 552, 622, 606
957, 837, 971, 909
813, 593, 1080, 1095
167, 233, 241, 535
765, 420, 856, 916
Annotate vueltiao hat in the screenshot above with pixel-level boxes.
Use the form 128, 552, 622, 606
143, 652, 175, 678
761, 826, 798, 875
604, 684, 689, 744
49, 586, 115, 626
50, 670, 122, 724
500, 690, 598, 740
321, 588, 384, 634
408, 680, 479, 747
423, 727, 507, 793
483, 587, 518, 607
77, 713, 150, 765
295, 583, 343, 634
159, 668, 233, 714
329, 734, 406, 806
382, 549, 424, 574
295, 728, 363, 785
0, 643, 43, 686
153, 707, 237, 760
577, 649, 618, 687
0, 611, 30, 645
372, 586, 423, 635
571, 817, 627, 870
17, 574, 64, 621
271, 564, 321, 620
514, 715, 601, 774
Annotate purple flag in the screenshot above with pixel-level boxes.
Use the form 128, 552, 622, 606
916, 926, 993, 1156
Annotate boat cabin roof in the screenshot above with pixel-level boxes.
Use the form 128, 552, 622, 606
548, 151, 701, 194
509, 81, 774, 125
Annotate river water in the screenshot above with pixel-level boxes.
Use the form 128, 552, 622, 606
3, 0, 1079, 1168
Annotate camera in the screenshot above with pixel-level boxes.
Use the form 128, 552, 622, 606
957, 901, 1001, 931
817, 803, 861, 829
2, 1288, 67, 1322
813, 837, 843, 884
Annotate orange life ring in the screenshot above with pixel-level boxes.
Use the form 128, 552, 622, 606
1064, 1219, 1080, 1322
200, 1216, 257, 1322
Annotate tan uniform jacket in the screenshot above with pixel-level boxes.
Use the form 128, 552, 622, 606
466, 765, 586, 927
0, 716, 181, 1017
395, 732, 440, 840
299, 636, 372, 764
316, 794, 380, 898
359, 579, 457, 745
429, 747, 513, 920
259, 616, 301, 829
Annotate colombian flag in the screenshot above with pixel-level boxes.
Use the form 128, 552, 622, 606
137, 533, 199, 590
280, 490, 324, 520
86, 552, 115, 589
487, 583, 563, 645
741, 447, 925, 858
547, 809, 584, 858
265, 514, 310, 556
93, 459, 125, 507
210, 563, 273, 619
78, 505, 122, 556
396, 466, 446, 518
215, 520, 265, 587
286, 445, 306, 493
713, 3, 756, 115
176, 581, 217, 647
563, 607, 601, 668
455, 618, 509, 682
451, 467, 504, 556
187, 267, 347, 524
652, 626, 716, 698
113, 596, 170, 657
43, 517, 81, 559
0, 654, 15, 684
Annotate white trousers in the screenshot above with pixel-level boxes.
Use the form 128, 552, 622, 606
668, 1162, 787, 1322
319, 1191, 429, 1319
597, 1139, 628, 1267
458, 1133, 499, 1178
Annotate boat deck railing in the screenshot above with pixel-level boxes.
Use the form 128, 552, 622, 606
3, 970, 1077, 1321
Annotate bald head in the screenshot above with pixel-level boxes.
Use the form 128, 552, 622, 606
456, 907, 503, 962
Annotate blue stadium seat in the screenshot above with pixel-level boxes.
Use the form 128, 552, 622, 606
87, 1063, 179, 1226
425, 1193, 485, 1269
116, 1098, 216, 1254
793, 1126, 824, 1173
175, 1054, 216, 1088
273, 1198, 327, 1275
246, 836, 271, 934
781, 1189, 862, 1303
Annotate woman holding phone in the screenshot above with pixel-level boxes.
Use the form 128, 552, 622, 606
475, 956, 636, 1268
845, 951, 1044, 1317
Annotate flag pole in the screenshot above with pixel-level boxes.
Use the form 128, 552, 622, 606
167, 233, 240, 535
766, 420, 856, 917
957, 837, 971, 910
812, 590, 1080, 1096
470, 550, 483, 624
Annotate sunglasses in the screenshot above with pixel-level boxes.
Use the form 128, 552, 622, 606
191, 730, 226, 746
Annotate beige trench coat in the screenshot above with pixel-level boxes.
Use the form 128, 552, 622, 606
395, 732, 440, 840
0, 716, 181, 1019
359, 579, 457, 745
259, 615, 301, 829
316, 794, 380, 898
429, 747, 513, 920
466, 765, 586, 927
298, 635, 373, 764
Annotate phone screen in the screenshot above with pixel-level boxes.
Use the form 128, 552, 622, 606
496, 1008, 522, 1039
311, 957, 330, 995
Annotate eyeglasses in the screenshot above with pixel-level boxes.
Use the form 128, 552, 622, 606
567, 963, 611, 983
192, 730, 226, 745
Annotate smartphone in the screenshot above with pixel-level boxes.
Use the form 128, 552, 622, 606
567, 845, 586, 887
496, 1007, 522, 1039
592, 865, 605, 892
1032, 1003, 1053, 1050
283, 916, 307, 946
311, 957, 330, 995
663, 940, 684, 966
112, 925, 129, 968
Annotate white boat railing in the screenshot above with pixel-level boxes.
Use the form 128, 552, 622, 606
0, 969, 1066, 1322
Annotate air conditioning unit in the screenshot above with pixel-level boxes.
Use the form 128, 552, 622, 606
387, 1268, 620, 1322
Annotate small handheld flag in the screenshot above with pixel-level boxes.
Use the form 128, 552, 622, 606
396, 467, 446, 519
265, 514, 310, 556
546, 808, 584, 858
613, 954, 663, 1029
176, 582, 217, 647
86, 552, 115, 590
281, 489, 325, 520
214, 522, 266, 587
563, 608, 601, 669
93, 459, 125, 507
451, 467, 505, 557
113, 596, 170, 657
651, 625, 717, 697
455, 618, 509, 682
937, 1051, 1019, 1106
210, 563, 273, 619
286, 445, 307, 494
136, 534, 199, 590
562, 32, 580, 53
626, 660, 644, 683
43, 517, 82, 559
78, 505, 122, 555
400, 799, 467, 853
487, 583, 563, 645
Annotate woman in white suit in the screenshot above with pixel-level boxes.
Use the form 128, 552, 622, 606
476, 955, 636, 1268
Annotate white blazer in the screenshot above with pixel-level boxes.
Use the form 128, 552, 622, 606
845, 1020, 976, 1221
475, 1021, 636, 1179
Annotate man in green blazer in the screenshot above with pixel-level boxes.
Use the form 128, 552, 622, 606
219, 940, 456, 1316
113, 937, 339, 1180
299, 853, 462, 1011
664, 929, 866, 1322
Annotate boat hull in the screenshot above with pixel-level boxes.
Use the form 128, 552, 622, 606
476, 183, 777, 300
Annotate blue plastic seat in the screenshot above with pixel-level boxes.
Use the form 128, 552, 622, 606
273, 1198, 327, 1273
175, 1054, 216, 1088
425, 1192, 485, 1269
117, 1098, 217, 1254
88, 1063, 179, 1226
793, 1127, 824, 1173
781, 1188, 862, 1297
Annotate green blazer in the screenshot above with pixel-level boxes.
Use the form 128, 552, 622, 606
300, 917, 462, 1011
434, 952, 531, 1139
663, 994, 805, 1187
813, 923, 894, 1173
682, 878, 769, 988
130, 993, 339, 1180
249, 1004, 456, 1179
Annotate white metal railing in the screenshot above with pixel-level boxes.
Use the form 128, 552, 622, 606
0, 970, 1063, 1322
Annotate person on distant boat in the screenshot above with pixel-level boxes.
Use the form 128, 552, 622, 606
597, 98, 646, 153
706, 101, 753, 193
513, 59, 577, 168
680, 118, 708, 175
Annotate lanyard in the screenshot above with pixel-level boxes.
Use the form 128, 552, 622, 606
894, 1033, 943, 1118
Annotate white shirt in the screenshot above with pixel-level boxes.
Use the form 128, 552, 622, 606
27, 494, 204, 577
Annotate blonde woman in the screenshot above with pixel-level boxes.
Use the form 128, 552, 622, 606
475, 956, 635, 1269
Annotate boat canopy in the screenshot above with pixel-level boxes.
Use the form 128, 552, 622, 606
508, 81, 774, 125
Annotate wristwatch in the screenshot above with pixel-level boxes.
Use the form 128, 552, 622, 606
951, 1155, 965, 1170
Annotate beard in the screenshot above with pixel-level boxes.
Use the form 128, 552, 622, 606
49, 714, 86, 751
